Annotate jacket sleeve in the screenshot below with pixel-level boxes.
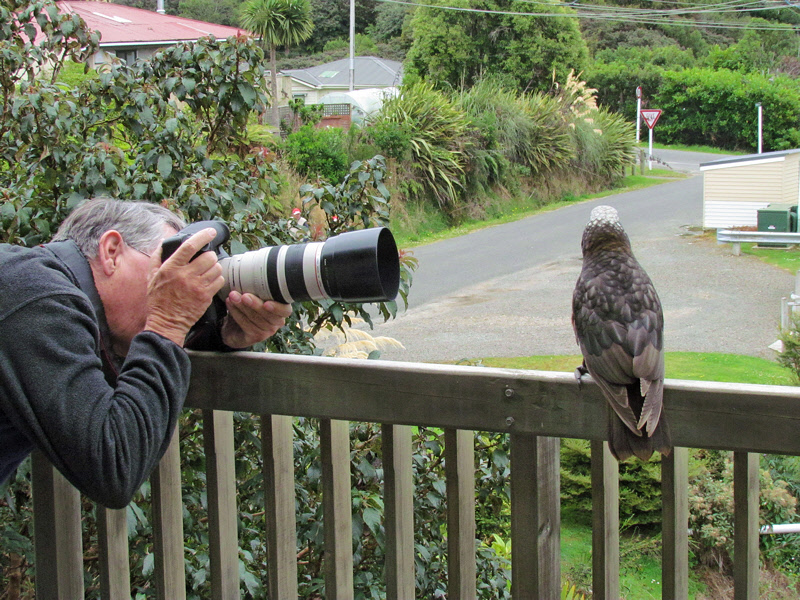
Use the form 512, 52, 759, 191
0, 292, 191, 509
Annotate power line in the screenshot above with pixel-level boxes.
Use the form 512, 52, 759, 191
376, 0, 800, 30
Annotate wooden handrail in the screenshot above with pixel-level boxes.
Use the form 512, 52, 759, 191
28, 352, 800, 599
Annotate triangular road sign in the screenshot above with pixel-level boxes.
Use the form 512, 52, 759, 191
641, 109, 662, 130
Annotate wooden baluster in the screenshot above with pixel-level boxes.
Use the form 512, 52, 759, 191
733, 452, 759, 600
383, 424, 414, 600
97, 506, 131, 599
320, 419, 354, 600
591, 441, 620, 600
445, 429, 476, 600
204, 410, 240, 600
510, 434, 560, 598
31, 451, 84, 599
151, 434, 186, 600
262, 414, 299, 599
661, 447, 689, 600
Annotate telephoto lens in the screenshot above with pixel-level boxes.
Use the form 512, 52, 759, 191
219, 227, 400, 304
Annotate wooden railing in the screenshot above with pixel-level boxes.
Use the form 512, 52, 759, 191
28, 351, 800, 599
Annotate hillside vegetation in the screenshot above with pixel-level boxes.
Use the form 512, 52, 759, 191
118, 0, 800, 153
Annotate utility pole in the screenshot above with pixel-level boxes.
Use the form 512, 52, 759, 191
349, 0, 355, 91
756, 103, 763, 154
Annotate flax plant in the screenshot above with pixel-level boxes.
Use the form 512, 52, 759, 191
374, 82, 471, 212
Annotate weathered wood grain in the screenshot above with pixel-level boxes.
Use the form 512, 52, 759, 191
186, 352, 800, 454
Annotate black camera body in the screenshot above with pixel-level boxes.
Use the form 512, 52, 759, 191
161, 220, 230, 262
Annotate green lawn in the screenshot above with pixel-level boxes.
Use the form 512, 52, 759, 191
561, 519, 708, 599
478, 352, 794, 386
737, 242, 800, 274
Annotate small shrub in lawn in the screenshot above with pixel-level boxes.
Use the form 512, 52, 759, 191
282, 124, 349, 182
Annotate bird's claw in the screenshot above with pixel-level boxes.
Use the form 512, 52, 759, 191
574, 365, 589, 389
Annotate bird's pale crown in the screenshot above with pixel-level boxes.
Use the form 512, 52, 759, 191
588, 205, 619, 226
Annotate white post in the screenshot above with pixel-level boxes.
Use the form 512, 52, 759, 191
648, 127, 654, 170
349, 0, 355, 92
635, 95, 642, 144
757, 103, 763, 154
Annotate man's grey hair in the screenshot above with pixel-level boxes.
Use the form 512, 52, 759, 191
53, 198, 186, 260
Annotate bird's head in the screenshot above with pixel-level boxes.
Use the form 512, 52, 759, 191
581, 205, 632, 255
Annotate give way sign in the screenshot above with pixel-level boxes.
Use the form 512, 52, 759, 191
641, 109, 662, 130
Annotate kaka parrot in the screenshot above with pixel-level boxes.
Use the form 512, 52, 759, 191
572, 205, 672, 461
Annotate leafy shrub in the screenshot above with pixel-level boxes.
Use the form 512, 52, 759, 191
282, 124, 350, 182
365, 119, 413, 161
586, 59, 666, 120
688, 450, 799, 573
561, 439, 665, 527
777, 313, 800, 382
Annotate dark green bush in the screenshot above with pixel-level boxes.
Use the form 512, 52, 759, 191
282, 124, 350, 182
586, 60, 666, 120
561, 439, 665, 528
653, 68, 800, 151
365, 119, 413, 161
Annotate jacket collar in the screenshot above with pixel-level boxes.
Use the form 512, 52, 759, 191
43, 240, 121, 379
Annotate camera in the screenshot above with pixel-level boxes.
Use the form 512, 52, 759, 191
161, 220, 400, 304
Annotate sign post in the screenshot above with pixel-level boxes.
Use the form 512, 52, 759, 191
635, 86, 642, 144
640, 109, 662, 170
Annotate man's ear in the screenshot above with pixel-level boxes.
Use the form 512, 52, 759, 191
95, 230, 124, 277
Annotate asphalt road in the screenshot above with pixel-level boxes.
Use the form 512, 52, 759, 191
359, 151, 796, 363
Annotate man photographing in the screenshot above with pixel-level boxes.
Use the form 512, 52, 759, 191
0, 198, 292, 508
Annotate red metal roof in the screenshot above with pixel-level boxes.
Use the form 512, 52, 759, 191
53, 1, 249, 46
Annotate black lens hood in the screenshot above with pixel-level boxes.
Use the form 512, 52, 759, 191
320, 227, 400, 303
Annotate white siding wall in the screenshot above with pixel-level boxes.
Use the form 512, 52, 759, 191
702, 155, 800, 228
703, 201, 771, 228
781, 154, 800, 204
703, 160, 784, 204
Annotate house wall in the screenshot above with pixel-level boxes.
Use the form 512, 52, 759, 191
702, 155, 800, 228
90, 47, 162, 68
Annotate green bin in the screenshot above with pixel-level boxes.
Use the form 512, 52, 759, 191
757, 203, 797, 246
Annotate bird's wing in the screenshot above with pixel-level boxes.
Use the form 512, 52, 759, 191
574, 255, 664, 437
628, 293, 665, 434
582, 344, 641, 436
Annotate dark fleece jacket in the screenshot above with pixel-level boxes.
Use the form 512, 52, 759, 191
0, 241, 191, 509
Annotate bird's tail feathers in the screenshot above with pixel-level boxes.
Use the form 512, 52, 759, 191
608, 410, 672, 461
637, 379, 664, 434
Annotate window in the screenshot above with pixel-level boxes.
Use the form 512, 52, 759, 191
115, 49, 138, 65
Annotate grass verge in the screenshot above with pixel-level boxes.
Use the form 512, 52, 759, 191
476, 352, 794, 386
737, 242, 800, 274
643, 143, 744, 155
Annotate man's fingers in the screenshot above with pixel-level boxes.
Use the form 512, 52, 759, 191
165, 228, 218, 266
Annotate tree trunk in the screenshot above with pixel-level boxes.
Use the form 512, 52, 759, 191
270, 45, 280, 129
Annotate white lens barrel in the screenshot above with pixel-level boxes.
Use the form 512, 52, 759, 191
218, 242, 327, 303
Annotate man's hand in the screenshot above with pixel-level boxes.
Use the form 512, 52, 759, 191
144, 228, 225, 347
220, 291, 292, 349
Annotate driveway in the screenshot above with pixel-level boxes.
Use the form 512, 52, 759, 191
361, 152, 796, 363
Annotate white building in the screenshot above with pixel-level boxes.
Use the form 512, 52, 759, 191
700, 149, 800, 229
